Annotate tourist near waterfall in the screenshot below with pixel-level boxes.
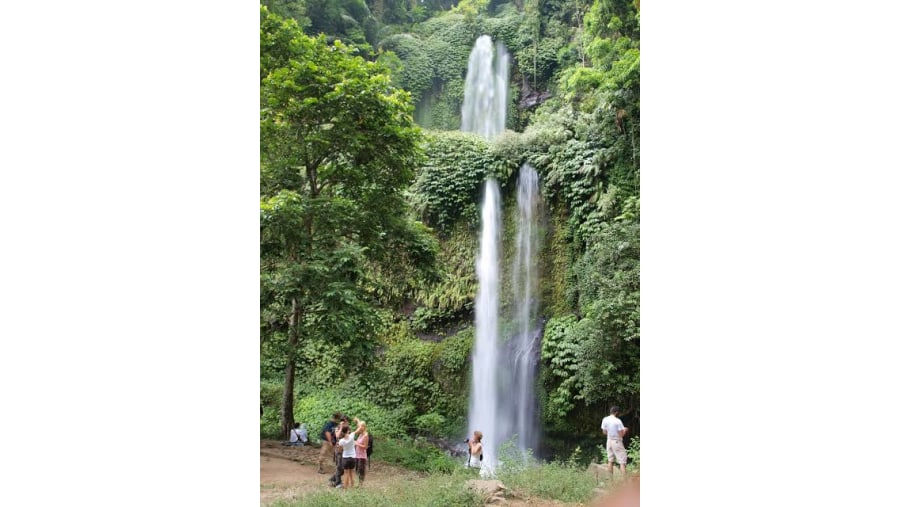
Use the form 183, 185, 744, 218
601, 406, 629, 476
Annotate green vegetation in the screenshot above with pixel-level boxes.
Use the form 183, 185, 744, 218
270, 471, 481, 507
260, 0, 640, 477
265, 441, 638, 506
373, 437, 459, 473
261, 6, 438, 438
498, 459, 601, 503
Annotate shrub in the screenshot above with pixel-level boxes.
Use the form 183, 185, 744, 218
376, 436, 459, 473
260, 380, 285, 438
627, 436, 640, 471
414, 412, 447, 438
294, 389, 408, 441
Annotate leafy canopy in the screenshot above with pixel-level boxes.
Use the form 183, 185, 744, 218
260, 6, 437, 433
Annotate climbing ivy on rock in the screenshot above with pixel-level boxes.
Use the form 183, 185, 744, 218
410, 130, 511, 233
541, 315, 580, 421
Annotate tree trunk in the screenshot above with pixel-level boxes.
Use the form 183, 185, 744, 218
280, 298, 300, 439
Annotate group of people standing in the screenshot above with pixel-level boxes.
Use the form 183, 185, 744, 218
317, 412, 370, 490
306, 405, 627, 489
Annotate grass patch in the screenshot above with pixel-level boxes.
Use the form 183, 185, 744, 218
374, 437, 459, 474
498, 460, 599, 503
495, 445, 601, 504
269, 470, 481, 507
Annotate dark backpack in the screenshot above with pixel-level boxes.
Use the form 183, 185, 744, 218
367, 433, 373, 457
320, 421, 335, 441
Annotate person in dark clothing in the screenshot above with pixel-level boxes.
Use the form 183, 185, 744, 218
317, 412, 341, 474
329, 416, 350, 487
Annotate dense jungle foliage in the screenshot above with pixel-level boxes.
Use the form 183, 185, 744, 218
261, 0, 639, 462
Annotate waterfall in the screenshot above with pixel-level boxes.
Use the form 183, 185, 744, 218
470, 178, 501, 476
466, 35, 542, 474
508, 163, 541, 456
468, 164, 543, 471
465, 35, 508, 475
489, 164, 543, 463
461, 35, 509, 138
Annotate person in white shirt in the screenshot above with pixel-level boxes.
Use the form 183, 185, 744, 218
298, 423, 308, 444
337, 424, 360, 489
288, 423, 307, 446
600, 406, 629, 476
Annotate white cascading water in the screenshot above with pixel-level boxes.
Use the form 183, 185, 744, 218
464, 35, 520, 476
461, 35, 509, 138
506, 163, 542, 456
490, 164, 543, 462
469, 178, 501, 476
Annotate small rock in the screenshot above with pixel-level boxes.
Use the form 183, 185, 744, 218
588, 462, 611, 480
467, 479, 508, 503
465, 479, 507, 496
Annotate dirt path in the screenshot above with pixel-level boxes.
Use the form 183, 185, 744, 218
260, 439, 425, 505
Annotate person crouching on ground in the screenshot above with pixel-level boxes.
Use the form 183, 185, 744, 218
352, 418, 369, 486
337, 424, 360, 489
298, 423, 308, 445
288, 423, 303, 446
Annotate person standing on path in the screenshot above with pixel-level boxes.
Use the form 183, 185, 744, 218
600, 406, 629, 476
330, 416, 350, 486
337, 424, 360, 490
352, 418, 369, 486
317, 412, 341, 474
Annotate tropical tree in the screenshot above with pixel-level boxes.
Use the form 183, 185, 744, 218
260, 6, 436, 437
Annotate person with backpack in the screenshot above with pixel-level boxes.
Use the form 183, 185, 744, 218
352, 418, 370, 486
330, 416, 349, 487
317, 412, 341, 474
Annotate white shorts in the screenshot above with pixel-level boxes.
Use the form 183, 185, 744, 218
606, 439, 627, 464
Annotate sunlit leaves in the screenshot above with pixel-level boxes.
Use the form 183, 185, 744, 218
260, 7, 436, 396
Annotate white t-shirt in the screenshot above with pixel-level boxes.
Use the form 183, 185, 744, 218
339, 434, 357, 458
289, 428, 301, 443
600, 414, 625, 440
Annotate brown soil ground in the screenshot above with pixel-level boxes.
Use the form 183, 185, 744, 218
260, 439, 636, 506
260, 439, 426, 505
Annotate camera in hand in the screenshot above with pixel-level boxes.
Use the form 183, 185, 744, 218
464, 438, 470, 443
